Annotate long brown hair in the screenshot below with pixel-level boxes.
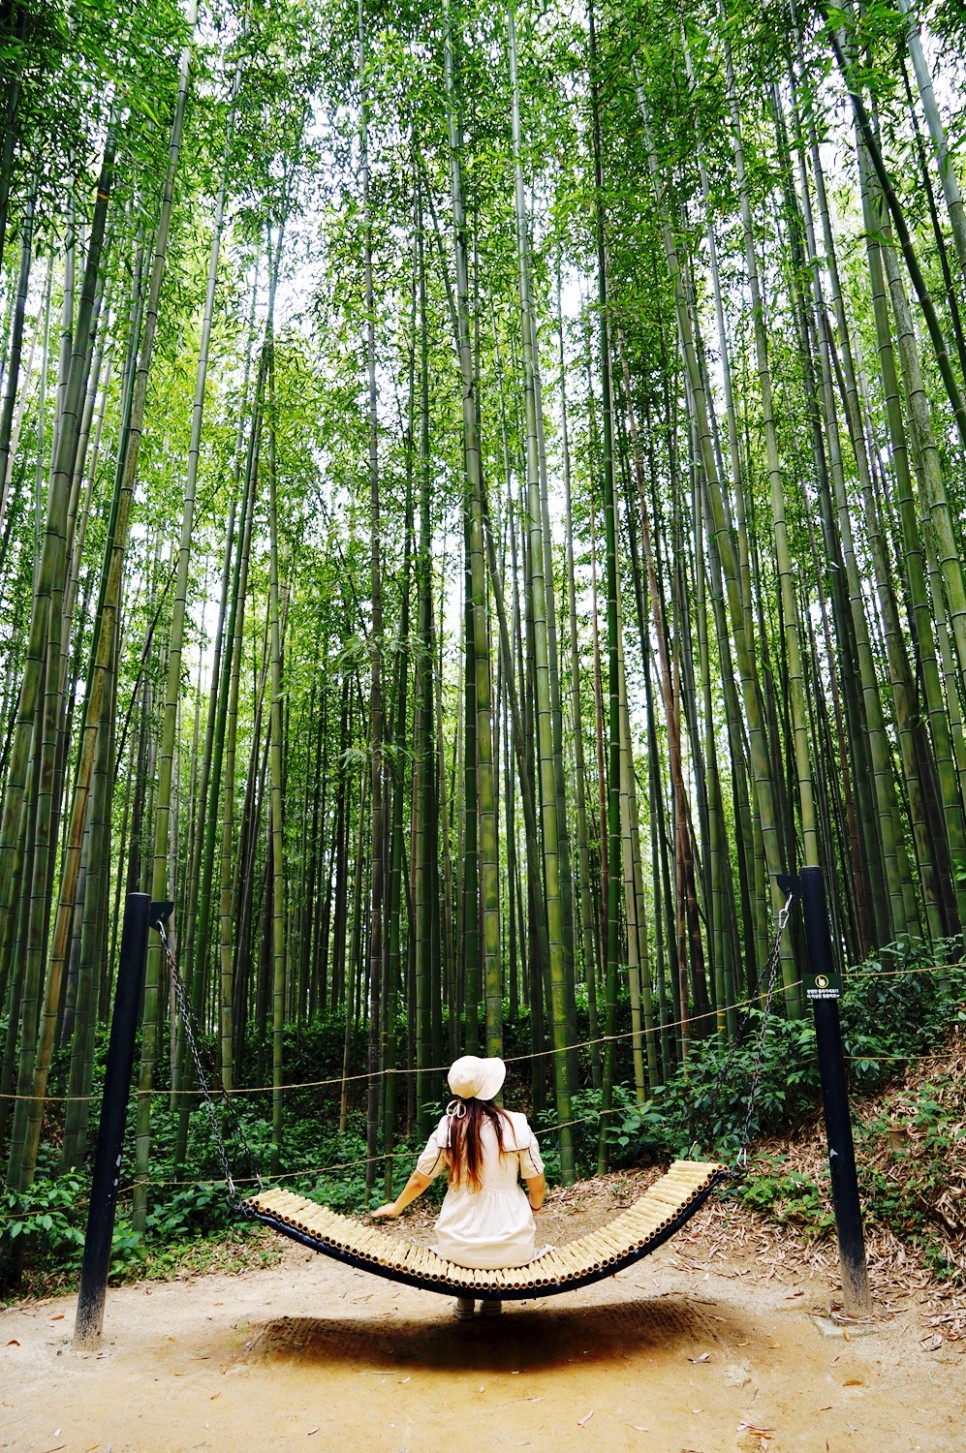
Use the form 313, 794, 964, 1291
447, 1099, 512, 1191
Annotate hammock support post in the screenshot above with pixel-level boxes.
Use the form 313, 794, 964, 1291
74, 894, 173, 1349
799, 865, 872, 1319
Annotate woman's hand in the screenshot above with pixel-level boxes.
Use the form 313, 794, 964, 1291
371, 1169, 431, 1220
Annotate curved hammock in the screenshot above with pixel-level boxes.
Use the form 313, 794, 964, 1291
155, 898, 794, 1304
242, 1159, 727, 1300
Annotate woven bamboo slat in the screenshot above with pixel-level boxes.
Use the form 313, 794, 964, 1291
655, 1189, 693, 1205
626, 1205, 664, 1231
594, 1227, 628, 1254
644, 1203, 684, 1223
584, 1237, 618, 1259
648, 1185, 695, 1205
536, 1251, 566, 1276
664, 1165, 708, 1183
557, 1239, 592, 1266
661, 1169, 697, 1183
502, 1268, 529, 1287
556, 1245, 586, 1274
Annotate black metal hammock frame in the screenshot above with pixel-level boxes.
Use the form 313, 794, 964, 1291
156, 896, 792, 1301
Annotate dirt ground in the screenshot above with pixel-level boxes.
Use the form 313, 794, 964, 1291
2, 1183, 963, 1453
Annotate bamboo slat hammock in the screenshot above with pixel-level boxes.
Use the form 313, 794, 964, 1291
241, 1160, 727, 1299
159, 893, 792, 1300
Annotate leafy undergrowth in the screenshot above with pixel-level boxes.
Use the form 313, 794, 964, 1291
0, 1181, 282, 1303
603, 945, 966, 1291
108, 1223, 283, 1289
38, 1225, 280, 1303
4, 946, 964, 1303
740, 1032, 966, 1288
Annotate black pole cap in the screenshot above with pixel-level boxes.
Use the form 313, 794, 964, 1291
150, 901, 175, 929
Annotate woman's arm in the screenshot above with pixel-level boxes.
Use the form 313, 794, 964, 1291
371, 1169, 432, 1219
524, 1172, 545, 1211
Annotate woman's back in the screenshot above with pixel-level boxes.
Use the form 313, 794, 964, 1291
371, 1055, 547, 1284
428, 1108, 544, 1269
436, 1108, 540, 1190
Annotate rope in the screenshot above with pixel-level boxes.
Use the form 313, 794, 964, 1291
0, 1105, 640, 1223
6, 1049, 958, 1222
0, 975, 808, 1105
3, 957, 961, 1107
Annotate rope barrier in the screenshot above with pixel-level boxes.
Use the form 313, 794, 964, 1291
1, 959, 961, 1107
0, 967, 808, 1105
5, 1035, 957, 1209
849, 959, 966, 978
4, 1021, 952, 1230
0, 1103, 639, 1219
2, 1008, 779, 1103
0, 1003, 794, 1104
4, 1036, 960, 1228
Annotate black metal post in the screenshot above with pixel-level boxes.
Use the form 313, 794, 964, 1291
74, 893, 153, 1349
799, 865, 871, 1317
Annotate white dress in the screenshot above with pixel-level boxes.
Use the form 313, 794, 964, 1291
415, 1109, 545, 1269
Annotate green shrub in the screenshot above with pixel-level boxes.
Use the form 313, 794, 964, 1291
739, 1160, 836, 1235
0, 1174, 87, 1288
856, 1072, 966, 1282
839, 939, 966, 1092
606, 1011, 821, 1167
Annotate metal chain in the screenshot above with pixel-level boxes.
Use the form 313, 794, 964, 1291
155, 919, 263, 1205
735, 893, 795, 1169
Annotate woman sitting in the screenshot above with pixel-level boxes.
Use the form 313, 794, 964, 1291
372, 1054, 546, 1319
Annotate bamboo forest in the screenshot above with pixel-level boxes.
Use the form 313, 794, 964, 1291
3, 0, 966, 1284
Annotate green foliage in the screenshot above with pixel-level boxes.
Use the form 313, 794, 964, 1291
839, 939, 966, 1092
601, 944, 966, 1172
856, 1073, 966, 1282
739, 1161, 837, 1236
607, 1011, 821, 1166
736, 1062, 966, 1287
581, 944, 966, 1282
0, 1174, 87, 1288
144, 1181, 236, 1241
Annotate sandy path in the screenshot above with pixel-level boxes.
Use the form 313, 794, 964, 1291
2, 1215, 962, 1453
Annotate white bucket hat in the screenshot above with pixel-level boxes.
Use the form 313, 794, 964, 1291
447, 1054, 506, 1102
